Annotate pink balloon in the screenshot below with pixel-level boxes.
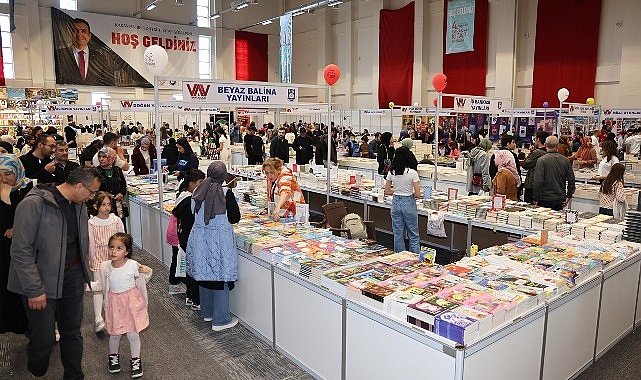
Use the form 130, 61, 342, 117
432, 73, 447, 93
433, 97, 438, 107
323, 64, 341, 86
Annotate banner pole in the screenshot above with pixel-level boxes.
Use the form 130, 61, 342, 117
434, 93, 441, 191
326, 85, 331, 205
154, 75, 165, 263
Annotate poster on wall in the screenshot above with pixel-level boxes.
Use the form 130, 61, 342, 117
280, 13, 292, 84
446, 0, 476, 54
51, 8, 198, 88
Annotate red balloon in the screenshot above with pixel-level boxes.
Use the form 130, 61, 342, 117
432, 97, 438, 107
432, 73, 447, 93
323, 64, 341, 86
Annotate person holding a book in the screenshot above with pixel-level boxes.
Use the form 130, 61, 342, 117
262, 158, 306, 220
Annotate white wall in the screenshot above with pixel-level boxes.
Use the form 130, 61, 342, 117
4, 0, 641, 112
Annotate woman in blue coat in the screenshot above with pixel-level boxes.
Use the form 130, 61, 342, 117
186, 162, 241, 331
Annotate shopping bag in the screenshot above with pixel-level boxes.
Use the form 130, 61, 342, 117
176, 247, 187, 278
427, 211, 447, 238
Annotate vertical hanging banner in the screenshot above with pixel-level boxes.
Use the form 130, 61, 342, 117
280, 13, 292, 84
51, 8, 197, 88
446, 0, 476, 54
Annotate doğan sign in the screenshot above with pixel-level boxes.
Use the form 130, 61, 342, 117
182, 81, 298, 106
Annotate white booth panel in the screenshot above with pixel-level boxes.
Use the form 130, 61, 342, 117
463, 316, 545, 380
230, 253, 273, 344
596, 260, 641, 357
543, 282, 601, 380
274, 271, 342, 380
346, 308, 456, 380
159, 213, 172, 267
140, 205, 163, 262
128, 199, 143, 248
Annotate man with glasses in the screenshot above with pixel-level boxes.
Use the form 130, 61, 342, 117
8, 166, 102, 379
19, 134, 57, 183
52, 140, 80, 184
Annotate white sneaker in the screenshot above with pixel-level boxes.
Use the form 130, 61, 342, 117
203, 317, 212, 322
185, 298, 193, 307
211, 317, 238, 332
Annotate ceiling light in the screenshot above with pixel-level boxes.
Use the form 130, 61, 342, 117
145, 2, 157, 11
210, 13, 221, 19
236, 3, 249, 9
291, 10, 305, 16
328, 1, 343, 5
260, 20, 273, 25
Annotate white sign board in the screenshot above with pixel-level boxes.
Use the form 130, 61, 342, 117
361, 109, 386, 115
453, 96, 512, 114
567, 104, 596, 117
602, 109, 641, 118
182, 81, 298, 107
41, 105, 100, 114
400, 107, 433, 116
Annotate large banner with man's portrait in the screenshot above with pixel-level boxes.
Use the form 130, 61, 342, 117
51, 8, 198, 88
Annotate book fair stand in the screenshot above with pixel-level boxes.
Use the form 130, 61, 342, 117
121, 67, 641, 379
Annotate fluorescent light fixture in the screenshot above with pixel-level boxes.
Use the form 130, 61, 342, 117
210, 13, 221, 19
328, 1, 343, 6
260, 20, 273, 25
237, 3, 249, 9
145, 3, 157, 10
291, 10, 305, 16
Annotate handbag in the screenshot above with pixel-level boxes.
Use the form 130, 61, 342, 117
176, 247, 187, 278
613, 198, 628, 220
472, 173, 483, 186
116, 199, 130, 218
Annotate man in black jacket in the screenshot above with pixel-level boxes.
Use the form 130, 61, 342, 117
52, 140, 80, 184
269, 127, 289, 163
20, 134, 57, 183
244, 126, 264, 165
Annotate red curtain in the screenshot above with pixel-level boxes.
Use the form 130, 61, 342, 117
235, 31, 268, 82
378, 2, 414, 109
0, 32, 5, 86
531, 0, 601, 107
441, 0, 488, 108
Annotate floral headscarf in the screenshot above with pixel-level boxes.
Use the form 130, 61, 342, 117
494, 150, 521, 186
0, 153, 31, 191
98, 147, 117, 167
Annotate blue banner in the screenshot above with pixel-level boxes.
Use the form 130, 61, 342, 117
280, 13, 292, 83
446, 0, 475, 54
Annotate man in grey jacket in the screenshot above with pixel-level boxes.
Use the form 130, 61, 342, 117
8, 166, 101, 379
532, 136, 576, 211
522, 131, 549, 204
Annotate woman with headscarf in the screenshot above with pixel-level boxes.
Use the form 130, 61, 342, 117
377, 132, 395, 175
166, 138, 199, 181
186, 162, 241, 331
492, 150, 520, 201
569, 136, 598, 168
96, 147, 128, 227
0, 154, 32, 334
131, 137, 157, 175
466, 138, 493, 195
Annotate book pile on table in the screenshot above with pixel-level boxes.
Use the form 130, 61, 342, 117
624, 210, 641, 243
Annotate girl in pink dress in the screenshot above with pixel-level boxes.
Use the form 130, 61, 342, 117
88, 192, 125, 335
91, 233, 152, 378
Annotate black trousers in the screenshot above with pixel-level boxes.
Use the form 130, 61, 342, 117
537, 199, 565, 211
22, 264, 85, 379
524, 187, 534, 204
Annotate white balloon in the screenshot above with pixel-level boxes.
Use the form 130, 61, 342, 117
557, 87, 570, 102
144, 45, 169, 74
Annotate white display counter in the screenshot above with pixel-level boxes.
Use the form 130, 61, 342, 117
128, 196, 641, 380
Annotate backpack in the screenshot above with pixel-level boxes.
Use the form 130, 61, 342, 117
341, 213, 368, 240
351, 141, 361, 157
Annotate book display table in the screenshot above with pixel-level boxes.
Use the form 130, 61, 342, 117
127, 189, 641, 380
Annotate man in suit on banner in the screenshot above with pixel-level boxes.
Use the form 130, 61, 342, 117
54, 18, 113, 86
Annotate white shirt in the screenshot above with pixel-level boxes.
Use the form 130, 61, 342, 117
218, 135, 231, 152
386, 168, 419, 196
626, 135, 641, 155
141, 149, 151, 170
598, 156, 619, 177
109, 259, 139, 293
72, 46, 89, 79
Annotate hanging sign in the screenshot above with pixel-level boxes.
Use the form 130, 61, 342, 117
567, 104, 595, 117
182, 106, 220, 113
453, 96, 512, 114
512, 108, 536, 117
361, 109, 386, 115
400, 107, 433, 116
237, 109, 269, 115
183, 81, 298, 106
602, 109, 641, 117
40, 104, 100, 114
446, 0, 476, 54
113, 99, 179, 111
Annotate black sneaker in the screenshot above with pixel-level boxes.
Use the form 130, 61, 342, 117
131, 357, 143, 378
108, 354, 121, 374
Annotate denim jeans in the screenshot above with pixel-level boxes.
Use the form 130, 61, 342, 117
199, 283, 232, 326
391, 195, 420, 254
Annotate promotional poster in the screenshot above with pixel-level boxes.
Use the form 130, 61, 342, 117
51, 8, 198, 88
